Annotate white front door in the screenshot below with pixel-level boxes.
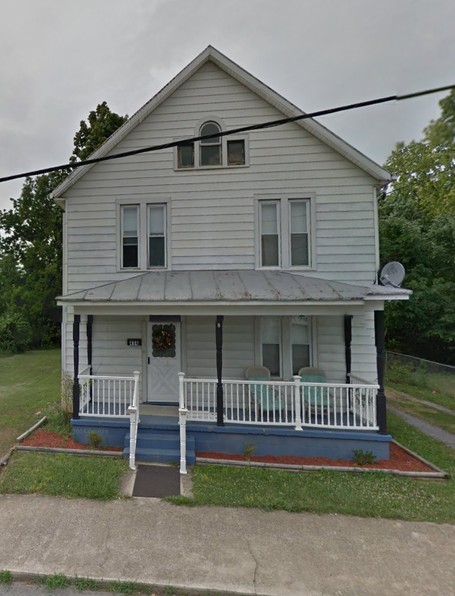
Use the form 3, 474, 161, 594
147, 321, 181, 403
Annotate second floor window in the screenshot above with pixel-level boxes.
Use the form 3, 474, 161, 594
121, 205, 139, 268
148, 204, 166, 268
258, 197, 312, 269
260, 201, 280, 267
120, 202, 167, 270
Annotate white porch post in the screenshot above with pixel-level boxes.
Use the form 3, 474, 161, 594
293, 374, 303, 431
127, 370, 141, 471
178, 372, 188, 474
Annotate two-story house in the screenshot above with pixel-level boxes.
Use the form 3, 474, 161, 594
52, 46, 410, 470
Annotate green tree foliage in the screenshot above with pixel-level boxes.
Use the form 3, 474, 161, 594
0, 103, 127, 352
380, 90, 455, 364
70, 101, 127, 163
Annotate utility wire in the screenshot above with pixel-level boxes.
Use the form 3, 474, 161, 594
0, 84, 453, 184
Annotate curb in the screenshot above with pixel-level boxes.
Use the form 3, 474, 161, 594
6, 571, 252, 596
196, 439, 449, 479
15, 445, 123, 458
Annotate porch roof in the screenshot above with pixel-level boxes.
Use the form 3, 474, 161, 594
57, 270, 410, 309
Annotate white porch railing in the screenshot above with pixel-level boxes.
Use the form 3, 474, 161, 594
181, 375, 379, 431
178, 373, 379, 474
79, 374, 138, 417
78, 372, 141, 470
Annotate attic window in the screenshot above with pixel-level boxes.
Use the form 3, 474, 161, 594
176, 120, 247, 169
200, 121, 221, 166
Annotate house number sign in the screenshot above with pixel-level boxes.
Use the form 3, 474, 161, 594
127, 338, 142, 347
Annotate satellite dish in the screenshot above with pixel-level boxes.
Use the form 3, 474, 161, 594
379, 261, 406, 288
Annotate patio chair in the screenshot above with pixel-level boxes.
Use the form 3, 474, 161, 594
298, 366, 330, 412
245, 366, 283, 414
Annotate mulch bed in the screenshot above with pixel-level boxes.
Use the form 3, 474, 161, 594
21, 429, 435, 473
197, 442, 435, 473
20, 429, 122, 452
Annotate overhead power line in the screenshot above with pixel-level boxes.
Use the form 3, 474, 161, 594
0, 83, 453, 184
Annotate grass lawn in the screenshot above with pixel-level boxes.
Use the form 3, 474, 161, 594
170, 412, 455, 523
0, 349, 62, 457
0, 451, 127, 499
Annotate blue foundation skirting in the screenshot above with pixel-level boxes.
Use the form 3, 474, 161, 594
187, 423, 391, 460
71, 417, 391, 461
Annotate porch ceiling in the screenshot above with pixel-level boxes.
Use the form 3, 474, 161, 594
57, 270, 410, 311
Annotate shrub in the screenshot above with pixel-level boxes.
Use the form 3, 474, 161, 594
353, 450, 377, 466
0, 312, 32, 353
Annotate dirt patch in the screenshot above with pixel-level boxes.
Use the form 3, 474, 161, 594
20, 429, 122, 452
197, 442, 435, 473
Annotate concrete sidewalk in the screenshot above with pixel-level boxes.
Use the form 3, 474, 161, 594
0, 494, 454, 595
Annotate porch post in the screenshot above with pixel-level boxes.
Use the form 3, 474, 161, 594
86, 315, 93, 376
374, 309, 387, 434
72, 314, 81, 420
215, 315, 224, 427
344, 315, 353, 384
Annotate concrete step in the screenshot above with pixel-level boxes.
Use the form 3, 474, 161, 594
123, 431, 195, 464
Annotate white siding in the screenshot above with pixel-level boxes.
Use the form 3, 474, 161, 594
185, 316, 255, 379
63, 61, 378, 294
316, 316, 346, 382
315, 312, 378, 383
351, 311, 378, 383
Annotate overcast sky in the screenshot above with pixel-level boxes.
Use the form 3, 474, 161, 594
1, 0, 454, 210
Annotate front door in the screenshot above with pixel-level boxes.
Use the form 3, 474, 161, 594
147, 321, 181, 403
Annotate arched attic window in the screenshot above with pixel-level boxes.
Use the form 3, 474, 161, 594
176, 119, 246, 169
199, 121, 222, 166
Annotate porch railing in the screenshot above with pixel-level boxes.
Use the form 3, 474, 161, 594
181, 375, 379, 431
79, 374, 138, 417
78, 371, 141, 470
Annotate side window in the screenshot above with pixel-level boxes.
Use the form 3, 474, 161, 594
200, 121, 221, 166
291, 316, 310, 375
261, 316, 281, 377
121, 205, 139, 268
227, 139, 245, 165
177, 143, 194, 168
148, 204, 166, 268
260, 201, 280, 267
290, 200, 310, 267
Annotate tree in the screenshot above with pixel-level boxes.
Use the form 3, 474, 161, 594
70, 101, 127, 163
379, 90, 455, 364
0, 102, 127, 351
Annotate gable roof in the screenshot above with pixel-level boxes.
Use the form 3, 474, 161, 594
52, 46, 391, 198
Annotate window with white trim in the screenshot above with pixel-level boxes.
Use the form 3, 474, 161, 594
289, 200, 309, 267
261, 316, 281, 377
120, 202, 168, 270
291, 316, 310, 375
121, 205, 139, 268
258, 197, 312, 269
260, 201, 280, 268
200, 121, 221, 166
260, 316, 312, 379
176, 119, 246, 169
148, 204, 166, 268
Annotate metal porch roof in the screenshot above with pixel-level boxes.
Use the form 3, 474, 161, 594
57, 270, 410, 305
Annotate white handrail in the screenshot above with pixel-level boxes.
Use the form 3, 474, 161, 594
127, 371, 141, 470
178, 372, 188, 475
